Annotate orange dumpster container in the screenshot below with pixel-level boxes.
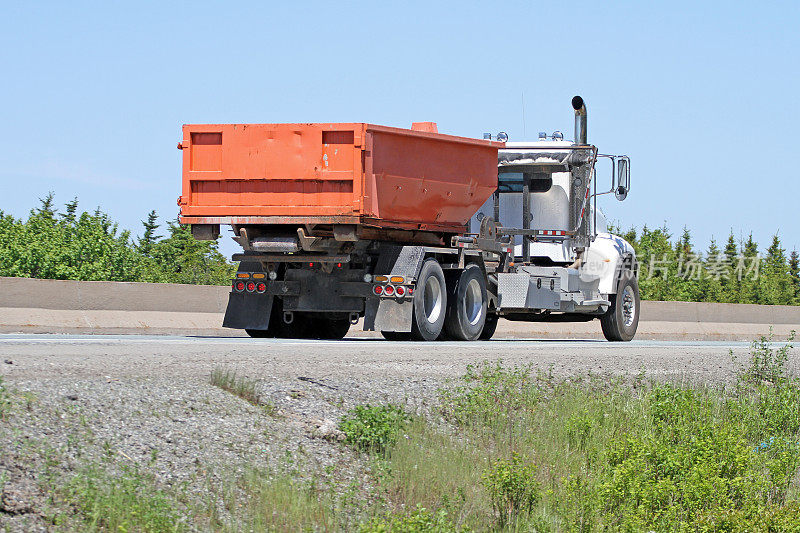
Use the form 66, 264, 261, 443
178, 123, 501, 234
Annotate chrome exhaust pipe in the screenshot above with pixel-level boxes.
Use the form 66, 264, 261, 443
572, 95, 587, 145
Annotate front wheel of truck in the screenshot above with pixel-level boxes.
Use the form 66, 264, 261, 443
600, 271, 640, 342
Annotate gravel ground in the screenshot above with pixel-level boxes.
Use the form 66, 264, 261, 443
0, 334, 789, 530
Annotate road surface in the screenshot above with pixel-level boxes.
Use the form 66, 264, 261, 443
0, 334, 777, 383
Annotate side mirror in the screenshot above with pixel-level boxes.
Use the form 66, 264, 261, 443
615, 158, 630, 201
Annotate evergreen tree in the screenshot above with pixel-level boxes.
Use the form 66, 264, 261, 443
743, 233, 759, 257
702, 238, 724, 302
760, 234, 792, 305
138, 210, 161, 256
738, 233, 760, 303
36, 192, 56, 218
790, 250, 800, 302
722, 231, 740, 303
60, 197, 79, 223
675, 226, 693, 257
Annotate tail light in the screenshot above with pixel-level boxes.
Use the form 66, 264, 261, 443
407, 287, 414, 296
384, 285, 395, 296
395, 286, 406, 297
235, 281, 245, 292
256, 282, 266, 293
246, 281, 256, 292
373, 285, 383, 295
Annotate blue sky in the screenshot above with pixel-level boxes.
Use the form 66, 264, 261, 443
1, 1, 798, 258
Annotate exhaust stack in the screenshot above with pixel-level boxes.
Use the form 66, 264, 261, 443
572, 95, 587, 145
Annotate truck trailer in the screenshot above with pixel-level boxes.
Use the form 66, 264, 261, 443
178, 96, 639, 341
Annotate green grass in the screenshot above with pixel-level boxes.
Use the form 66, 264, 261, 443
31, 334, 800, 531
365, 333, 800, 531
0, 376, 11, 420
59, 463, 186, 532
205, 468, 343, 532
209, 368, 261, 406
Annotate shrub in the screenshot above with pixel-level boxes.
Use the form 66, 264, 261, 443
438, 361, 539, 429
340, 404, 409, 455
481, 453, 540, 528
360, 505, 458, 533
736, 329, 796, 386
0, 195, 234, 285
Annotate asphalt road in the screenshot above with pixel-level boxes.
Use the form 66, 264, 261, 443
0, 334, 781, 384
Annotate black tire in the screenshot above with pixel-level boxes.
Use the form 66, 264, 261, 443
276, 312, 315, 339
245, 328, 273, 338
318, 318, 351, 340
381, 331, 412, 341
444, 264, 488, 341
410, 258, 448, 341
479, 312, 499, 340
600, 272, 640, 342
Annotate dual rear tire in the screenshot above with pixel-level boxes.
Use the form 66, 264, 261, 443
443, 264, 487, 341
382, 259, 489, 341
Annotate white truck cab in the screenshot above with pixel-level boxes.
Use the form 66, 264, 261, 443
468, 97, 639, 340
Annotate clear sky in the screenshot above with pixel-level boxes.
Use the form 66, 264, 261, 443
1, 0, 798, 258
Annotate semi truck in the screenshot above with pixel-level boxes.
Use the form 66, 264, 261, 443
178, 96, 639, 341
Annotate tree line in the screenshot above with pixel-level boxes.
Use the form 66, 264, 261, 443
0, 194, 234, 285
615, 224, 800, 305
2, 196, 798, 304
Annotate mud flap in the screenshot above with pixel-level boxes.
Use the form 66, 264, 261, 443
364, 299, 413, 332
222, 293, 274, 330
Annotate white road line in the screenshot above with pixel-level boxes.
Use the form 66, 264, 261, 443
0, 334, 750, 348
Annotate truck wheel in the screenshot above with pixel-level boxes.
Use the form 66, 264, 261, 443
479, 312, 499, 340
245, 328, 273, 338
318, 318, 350, 340
444, 264, 487, 341
381, 331, 411, 341
600, 272, 640, 342
276, 312, 315, 339
410, 258, 448, 341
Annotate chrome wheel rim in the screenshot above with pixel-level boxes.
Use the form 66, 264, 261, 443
621, 286, 636, 327
423, 276, 443, 324
464, 278, 483, 326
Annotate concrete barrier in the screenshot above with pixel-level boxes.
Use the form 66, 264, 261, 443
1, 276, 798, 340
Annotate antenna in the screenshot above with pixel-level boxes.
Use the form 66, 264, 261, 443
521, 92, 527, 137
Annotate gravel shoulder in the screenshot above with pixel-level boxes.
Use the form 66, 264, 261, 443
0, 335, 787, 530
